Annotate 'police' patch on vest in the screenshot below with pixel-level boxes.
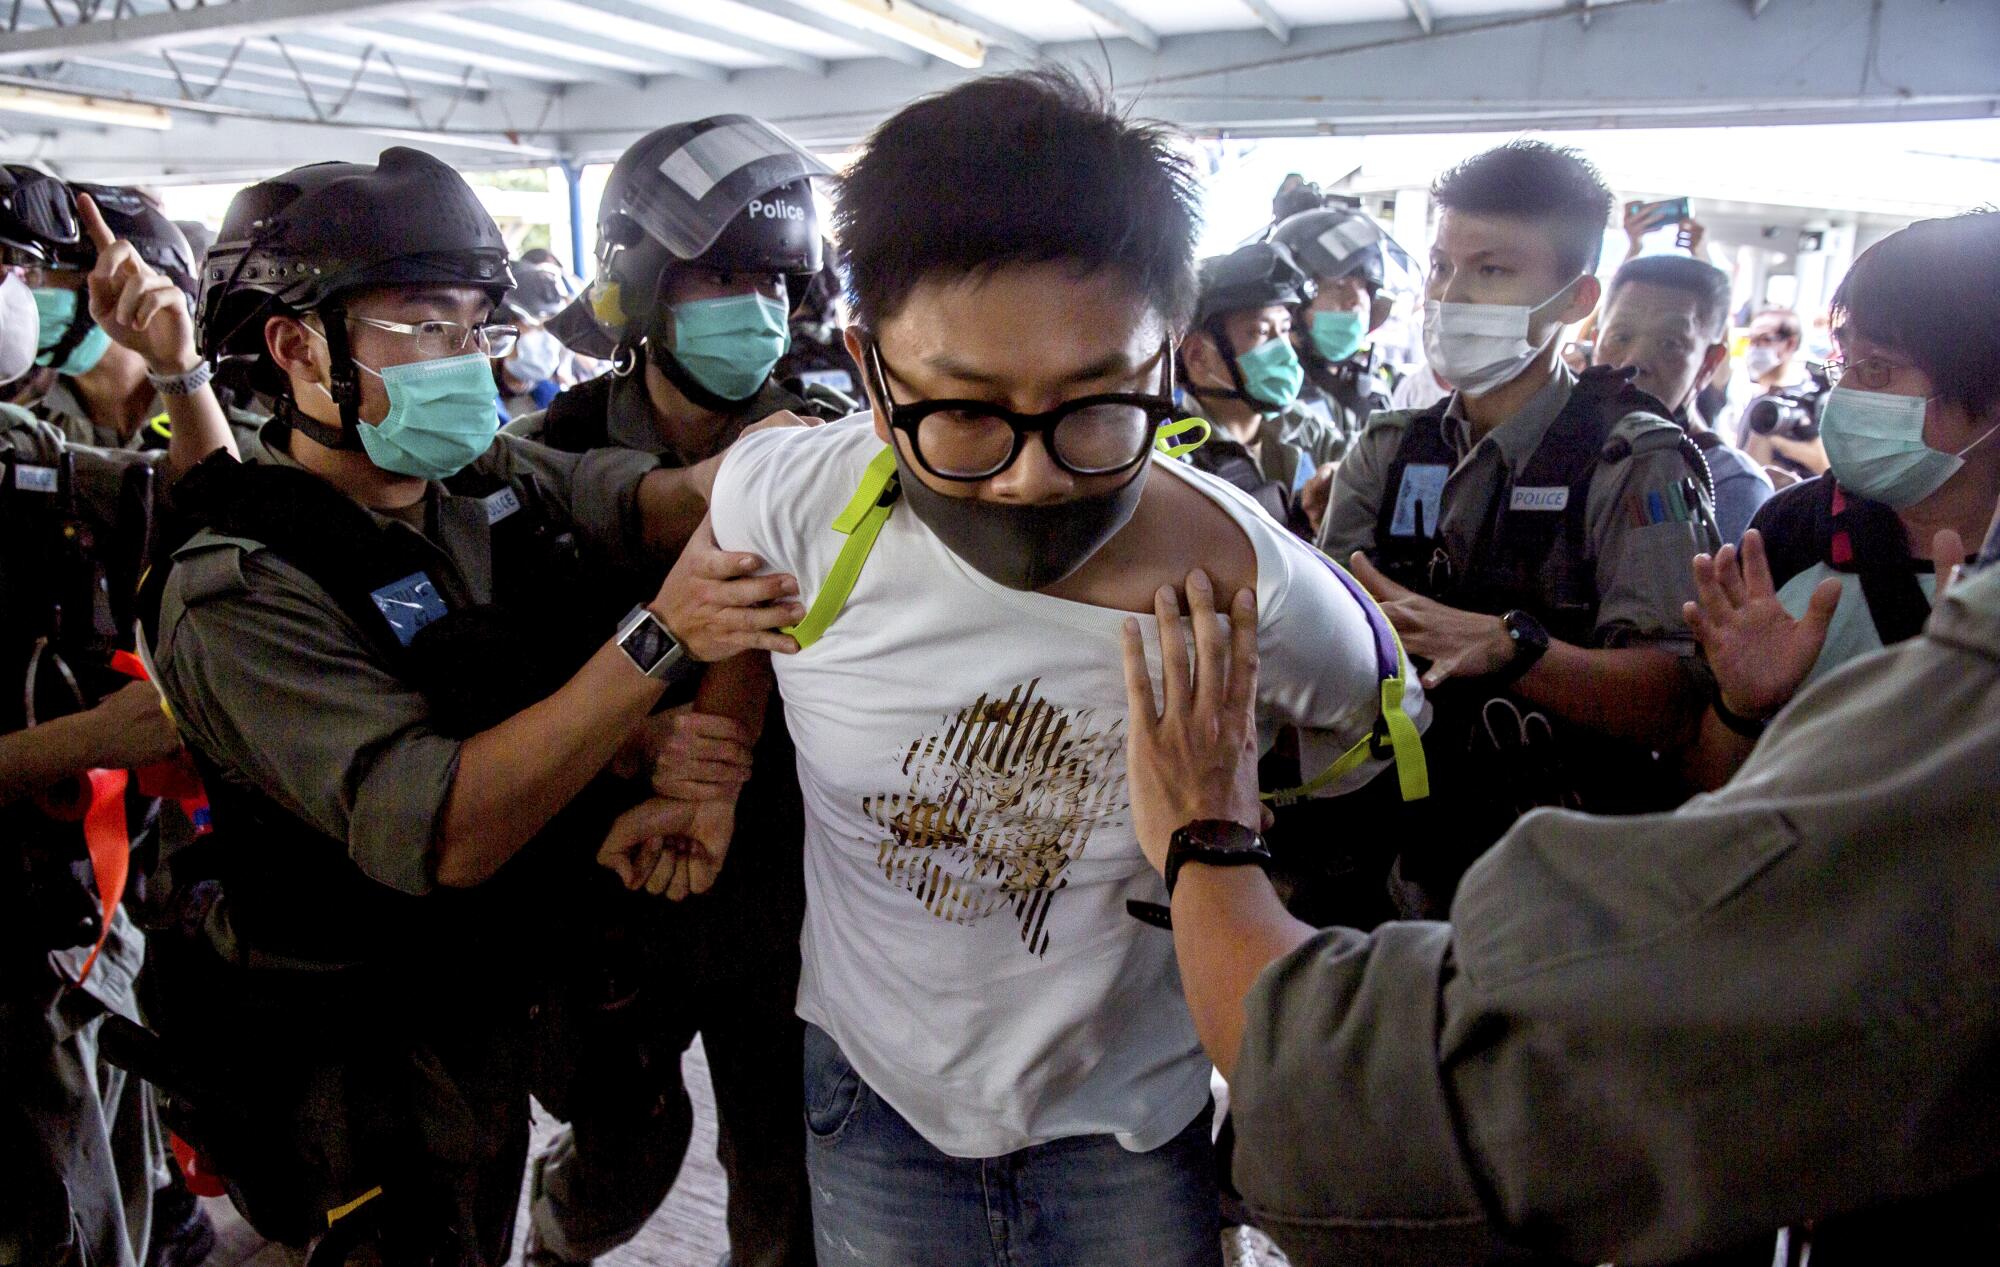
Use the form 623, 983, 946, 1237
13, 463, 57, 493
370, 572, 449, 646
1509, 486, 1570, 512
1391, 463, 1448, 537
483, 487, 522, 526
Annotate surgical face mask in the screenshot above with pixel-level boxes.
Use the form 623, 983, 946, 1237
1820, 386, 2000, 510
1744, 343, 1785, 380
1234, 334, 1304, 410
507, 326, 564, 387
332, 351, 502, 481
893, 447, 1147, 591
1309, 310, 1367, 365
0, 273, 40, 384
1422, 279, 1577, 398
668, 291, 791, 402
31, 285, 111, 377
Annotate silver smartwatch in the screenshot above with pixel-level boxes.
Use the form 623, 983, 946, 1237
615, 606, 686, 680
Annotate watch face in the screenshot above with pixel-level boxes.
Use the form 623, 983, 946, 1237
624, 616, 675, 672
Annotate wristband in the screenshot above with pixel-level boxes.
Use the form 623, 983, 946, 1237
1711, 687, 1770, 740
147, 360, 213, 397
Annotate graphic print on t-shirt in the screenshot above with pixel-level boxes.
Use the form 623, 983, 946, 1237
861, 678, 1128, 957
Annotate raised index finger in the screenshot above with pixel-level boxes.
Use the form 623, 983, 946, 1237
77, 193, 117, 254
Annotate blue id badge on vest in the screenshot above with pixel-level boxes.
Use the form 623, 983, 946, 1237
370, 572, 449, 646
1391, 463, 1448, 537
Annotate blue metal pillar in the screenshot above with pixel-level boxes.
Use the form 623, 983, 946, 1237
560, 158, 587, 279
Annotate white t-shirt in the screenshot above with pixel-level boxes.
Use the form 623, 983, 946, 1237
709, 416, 1426, 1158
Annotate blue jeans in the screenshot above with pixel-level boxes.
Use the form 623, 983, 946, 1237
802, 1023, 1221, 1267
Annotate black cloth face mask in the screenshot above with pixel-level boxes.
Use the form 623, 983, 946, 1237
891, 447, 1148, 591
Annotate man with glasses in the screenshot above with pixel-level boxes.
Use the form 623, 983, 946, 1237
137, 148, 795, 1263
605, 71, 1428, 1265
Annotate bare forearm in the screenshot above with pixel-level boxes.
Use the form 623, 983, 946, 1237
1171, 866, 1316, 1082
0, 718, 95, 802
1513, 641, 1703, 748
160, 386, 238, 475
691, 651, 773, 744
637, 459, 719, 559
437, 643, 664, 886
1679, 704, 1761, 792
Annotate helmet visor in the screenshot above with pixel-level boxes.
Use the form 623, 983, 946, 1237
621, 116, 833, 262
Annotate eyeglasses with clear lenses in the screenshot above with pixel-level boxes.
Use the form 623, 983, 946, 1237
350, 315, 519, 359
1822, 357, 1902, 392
864, 340, 1177, 482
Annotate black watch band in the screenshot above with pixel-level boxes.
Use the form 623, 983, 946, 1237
1710, 686, 1770, 740
1491, 609, 1550, 685
1163, 819, 1272, 897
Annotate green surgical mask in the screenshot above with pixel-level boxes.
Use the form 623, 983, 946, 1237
1236, 334, 1304, 410
669, 292, 791, 402
1309, 310, 1366, 364
350, 352, 503, 480
32, 286, 111, 376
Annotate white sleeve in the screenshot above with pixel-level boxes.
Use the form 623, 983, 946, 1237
1257, 533, 1428, 798
706, 424, 790, 566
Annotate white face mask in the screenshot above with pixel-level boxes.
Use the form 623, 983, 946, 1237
1422, 279, 1578, 398
1744, 343, 1786, 380
507, 326, 564, 387
0, 272, 40, 385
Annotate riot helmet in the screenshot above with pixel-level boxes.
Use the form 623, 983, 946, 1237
0, 165, 78, 265
550, 115, 831, 412
198, 147, 513, 448
1270, 206, 1420, 366
1188, 242, 1313, 407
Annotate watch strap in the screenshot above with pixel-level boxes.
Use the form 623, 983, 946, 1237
1163, 819, 1271, 897
147, 360, 213, 397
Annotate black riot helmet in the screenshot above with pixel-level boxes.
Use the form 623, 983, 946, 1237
198, 147, 513, 448
64, 184, 199, 298
1190, 242, 1312, 405
0, 165, 78, 265
1270, 206, 1419, 339
549, 114, 830, 411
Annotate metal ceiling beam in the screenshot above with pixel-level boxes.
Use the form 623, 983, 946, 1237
394, 9, 725, 83
282, 31, 551, 95
0, 0, 474, 67
353, 19, 646, 86
102, 44, 480, 105
70, 50, 420, 105
1402, 0, 1434, 36
1237, 0, 1292, 44
912, 0, 1042, 57
574, 0, 830, 74
1066, 0, 1160, 51
720, 0, 930, 67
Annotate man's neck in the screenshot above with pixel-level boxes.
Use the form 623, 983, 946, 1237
643, 353, 735, 461
1459, 347, 1560, 443
284, 404, 428, 512
1191, 388, 1263, 445
69, 348, 154, 442
1899, 457, 2000, 563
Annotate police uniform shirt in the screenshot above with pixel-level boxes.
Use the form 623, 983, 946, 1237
1318, 365, 1719, 649
151, 420, 660, 896
504, 366, 839, 467
33, 374, 266, 454
1274, 401, 1350, 469
1224, 555, 2000, 1266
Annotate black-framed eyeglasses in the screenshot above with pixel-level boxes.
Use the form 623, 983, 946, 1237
863, 339, 1177, 482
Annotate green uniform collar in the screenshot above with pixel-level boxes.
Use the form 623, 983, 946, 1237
1444, 364, 1575, 473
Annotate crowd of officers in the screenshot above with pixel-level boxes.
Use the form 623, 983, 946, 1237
3, 65, 1996, 1267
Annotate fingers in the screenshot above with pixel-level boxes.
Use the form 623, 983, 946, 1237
1119, 616, 1159, 727
1222, 588, 1259, 735
1681, 599, 1709, 645
1713, 543, 1747, 608
1153, 583, 1189, 716
1689, 552, 1726, 616
722, 596, 807, 632
1738, 530, 1776, 598
1186, 571, 1226, 718
1800, 575, 1844, 636
77, 193, 118, 253
672, 711, 753, 746
596, 798, 695, 888
1932, 528, 1967, 595
1348, 551, 1409, 602
695, 544, 779, 583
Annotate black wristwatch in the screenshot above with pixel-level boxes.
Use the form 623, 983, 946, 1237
1493, 609, 1550, 684
1164, 819, 1273, 897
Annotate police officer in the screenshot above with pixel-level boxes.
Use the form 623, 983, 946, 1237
1269, 204, 1411, 458
22, 184, 222, 452
1, 174, 231, 1267
509, 114, 841, 1267
1179, 241, 1344, 539
139, 147, 797, 1264
1320, 141, 1719, 914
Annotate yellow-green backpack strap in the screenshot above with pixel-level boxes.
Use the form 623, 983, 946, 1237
781, 445, 900, 650
1155, 417, 1211, 458
1261, 548, 1430, 806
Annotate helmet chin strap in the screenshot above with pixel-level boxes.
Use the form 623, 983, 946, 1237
291, 308, 369, 451
42, 304, 99, 373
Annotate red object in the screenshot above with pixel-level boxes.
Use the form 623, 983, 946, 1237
72, 767, 130, 985
170, 1133, 228, 1198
